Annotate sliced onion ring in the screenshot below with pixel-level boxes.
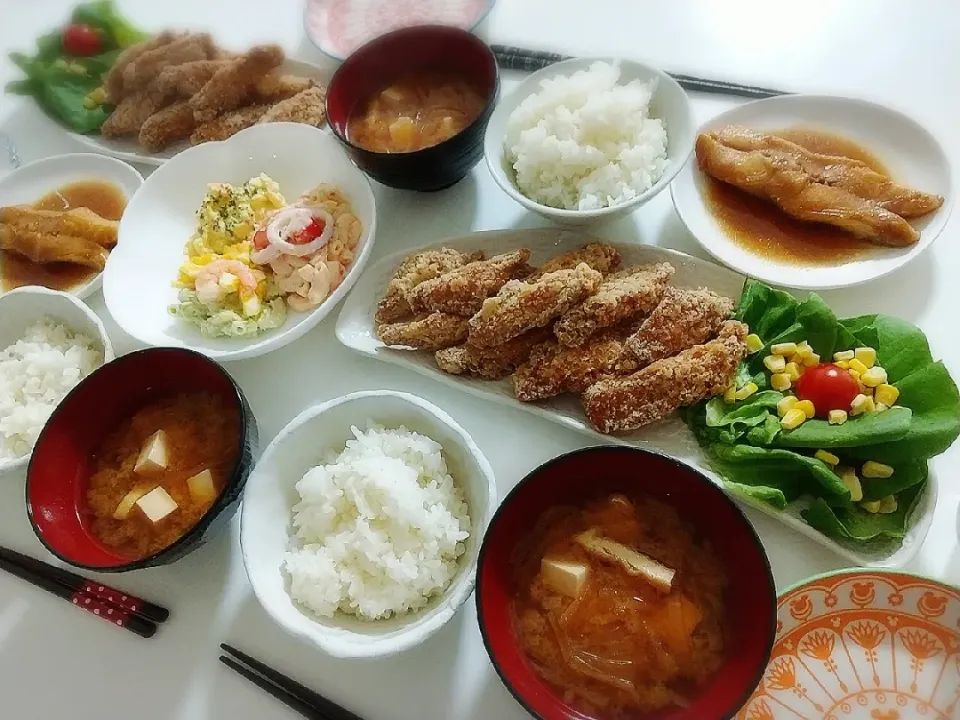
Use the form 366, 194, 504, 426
265, 206, 334, 258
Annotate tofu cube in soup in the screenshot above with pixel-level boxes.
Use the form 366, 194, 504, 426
541, 558, 589, 598
136, 486, 179, 524
187, 469, 216, 504
134, 430, 168, 473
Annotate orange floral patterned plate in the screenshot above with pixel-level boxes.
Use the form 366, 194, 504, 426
737, 569, 960, 720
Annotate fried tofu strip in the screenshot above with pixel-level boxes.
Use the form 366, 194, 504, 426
139, 102, 197, 152
0, 206, 118, 248
554, 262, 674, 347
157, 59, 231, 98
435, 328, 551, 379
582, 321, 748, 434
624, 287, 734, 366
104, 31, 180, 103
121, 34, 218, 94
408, 249, 532, 316
190, 104, 270, 144
258, 86, 327, 126
190, 45, 285, 122
0, 226, 107, 270
101, 81, 170, 138
376, 312, 469, 351
527, 242, 621, 280
254, 74, 317, 103
376, 248, 484, 325
468, 263, 603, 348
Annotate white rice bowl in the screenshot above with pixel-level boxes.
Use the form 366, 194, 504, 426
504, 61, 669, 211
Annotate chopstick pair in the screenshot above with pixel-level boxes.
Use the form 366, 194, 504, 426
219, 644, 365, 720
490, 44, 787, 99
0, 546, 169, 638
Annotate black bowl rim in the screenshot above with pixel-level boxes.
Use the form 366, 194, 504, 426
25, 346, 252, 573
474, 444, 778, 720
325, 24, 501, 159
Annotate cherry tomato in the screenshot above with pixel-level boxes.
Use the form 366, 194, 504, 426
252, 228, 268, 250
62, 24, 103, 57
794, 363, 860, 416
289, 218, 326, 245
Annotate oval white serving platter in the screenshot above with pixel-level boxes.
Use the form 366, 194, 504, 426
68, 60, 332, 167
335, 228, 936, 568
670, 95, 953, 290
0, 153, 143, 299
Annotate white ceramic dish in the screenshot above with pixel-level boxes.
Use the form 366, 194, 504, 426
103, 122, 377, 362
484, 57, 695, 226
303, 0, 496, 60
240, 390, 498, 659
0, 286, 114, 475
671, 95, 953, 290
334, 228, 936, 568
68, 60, 332, 167
0, 153, 143, 299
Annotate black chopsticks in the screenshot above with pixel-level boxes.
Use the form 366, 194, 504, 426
490, 44, 787, 100
219, 644, 365, 720
0, 546, 169, 638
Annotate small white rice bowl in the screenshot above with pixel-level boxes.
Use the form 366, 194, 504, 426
504, 61, 669, 211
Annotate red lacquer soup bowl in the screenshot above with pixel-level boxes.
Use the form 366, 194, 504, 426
476, 446, 777, 720
26, 348, 258, 572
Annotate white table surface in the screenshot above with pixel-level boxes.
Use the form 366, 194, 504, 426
1, 1, 958, 718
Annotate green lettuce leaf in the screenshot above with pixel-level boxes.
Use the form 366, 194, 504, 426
801, 484, 924, 542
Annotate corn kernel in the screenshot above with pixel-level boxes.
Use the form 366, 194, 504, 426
849, 358, 869, 375
876, 403, 889, 412
850, 394, 876, 416
783, 362, 802, 381
861, 367, 888, 388
745, 334, 763, 354
780, 409, 807, 430
835, 360, 850, 370
771, 373, 792, 392
723, 385, 737, 403
771, 342, 798, 356
860, 499, 882, 514
763, 355, 786, 373
791, 342, 813, 362
878, 496, 898, 514
833, 350, 855, 362
796, 341, 811, 352
734, 382, 759, 401
854, 347, 877, 368
828, 409, 848, 425
802, 352, 821, 368
862, 461, 894, 479
777, 396, 799, 417
815, 449, 840, 466
794, 399, 816, 419
874, 384, 899, 407
836, 466, 863, 502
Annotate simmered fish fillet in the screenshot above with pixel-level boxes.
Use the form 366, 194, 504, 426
0, 206, 118, 247
0, 226, 107, 270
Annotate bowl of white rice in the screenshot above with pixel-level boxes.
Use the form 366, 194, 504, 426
484, 58, 695, 225
0, 286, 112, 475
240, 390, 497, 658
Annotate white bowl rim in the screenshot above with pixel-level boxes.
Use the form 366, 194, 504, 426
0, 286, 114, 475
484, 55, 695, 219
239, 389, 498, 658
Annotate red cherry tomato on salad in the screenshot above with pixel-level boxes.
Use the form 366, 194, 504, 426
253, 228, 268, 250
794, 363, 860, 416
289, 218, 326, 245
62, 24, 103, 56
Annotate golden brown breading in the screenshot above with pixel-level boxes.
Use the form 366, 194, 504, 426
189, 104, 270, 145
104, 31, 180, 103
582, 321, 748, 434
435, 328, 551, 379
157, 59, 231, 98
624, 287, 735, 366
376, 248, 484, 325
121, 34, 218, 94
408, 249, 532, 316
258, 86, 327, 126
467, 263, 603, 348
376, 312, 469, 351
254, 74, 317, 102
527, 242, 621, 280
0, 206, 117, 248
139, 102, 197, 152
554, 262, 675, 347
100, 81, 170, 138
190, 45, 285, 122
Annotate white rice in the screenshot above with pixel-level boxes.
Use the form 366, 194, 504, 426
0, 318, 103, 462
504, 60, 669, 211
284, 424, 471, 621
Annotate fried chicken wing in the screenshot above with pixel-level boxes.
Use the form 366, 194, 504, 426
0, 206, 117, 248
0, 226, 107, 270
624, 287, 734, 366
582, 321, 748, 434
139, 101, 197, 152
408, 249, 532, 316
104, 31, 180, 103
121, 34, 217, 94
189, 45, 285, 122
527, 242, 621, 280
696, 133, 921, 247
376, 248, 484, 325
467, 263, 603, 348
435, 328, 551, 379
711, 126, 944, 218
100, 81, 170, 138
554, 262, 674, 347
376, 312, 469, 351
254, 74, 317, 103
258, 86, 326, 126
157, 59, 231, 98
189, 104, 270, 144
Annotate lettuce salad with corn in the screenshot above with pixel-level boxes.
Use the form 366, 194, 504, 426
682, 279, 960, 548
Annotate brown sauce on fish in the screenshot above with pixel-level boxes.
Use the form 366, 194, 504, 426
1, 180, 126, 292
704, 128, 888, 266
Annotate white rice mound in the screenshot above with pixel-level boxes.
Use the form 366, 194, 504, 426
284, 424, 471, 621
0, 318, 103, 462
504, 61, 669, 211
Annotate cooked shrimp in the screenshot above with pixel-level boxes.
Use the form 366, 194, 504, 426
195, 259, 259, 303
